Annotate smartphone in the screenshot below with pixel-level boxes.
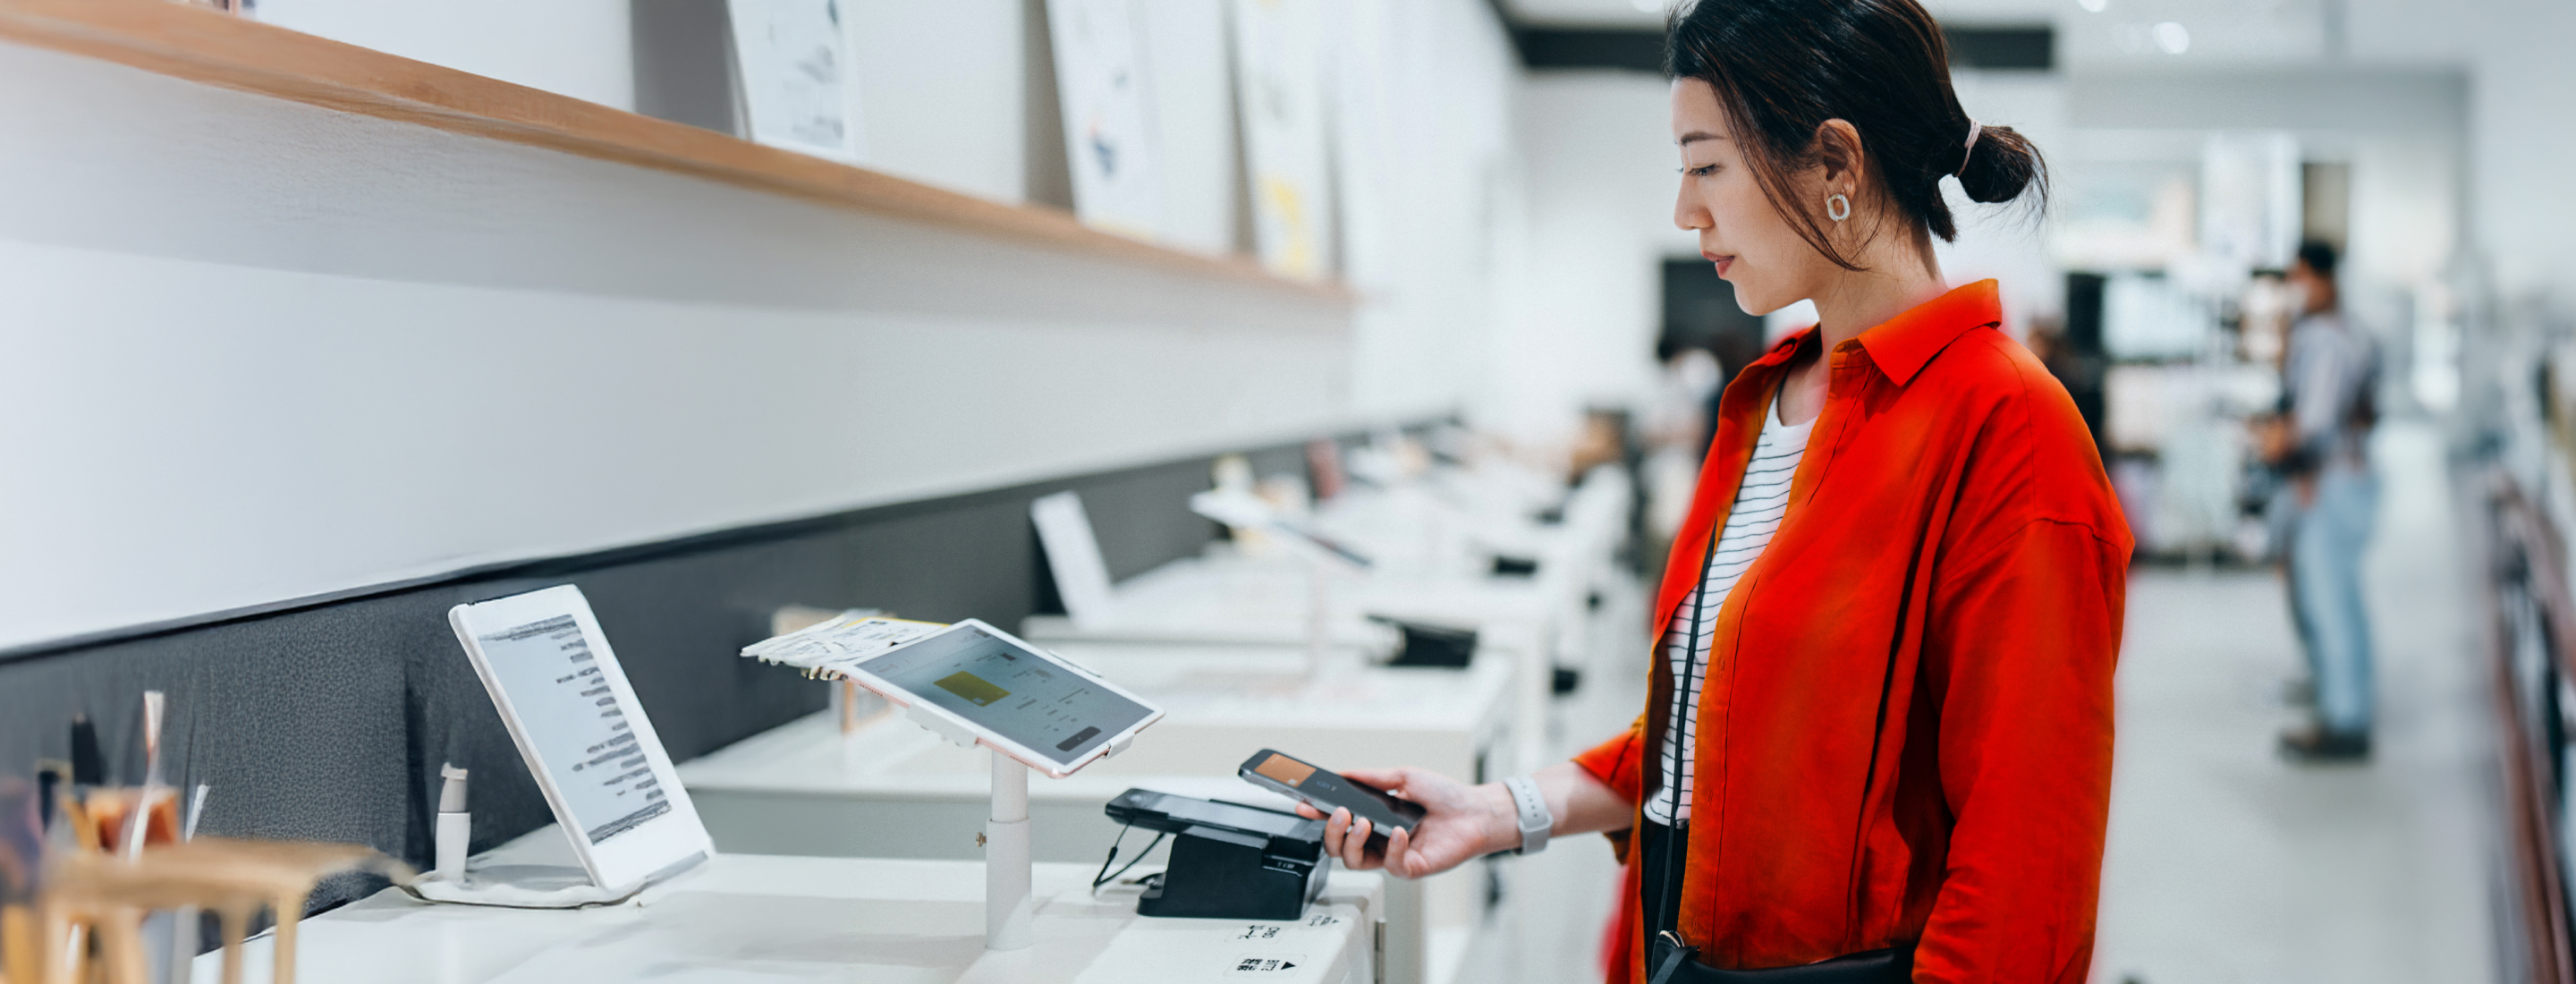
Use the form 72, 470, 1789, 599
1237, 749, 1426, 845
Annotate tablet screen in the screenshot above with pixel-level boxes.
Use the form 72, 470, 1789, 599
859, 624, 1154, 768
473, 614, 669, 844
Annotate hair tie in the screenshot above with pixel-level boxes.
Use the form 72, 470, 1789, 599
1955, 119, 1983, 179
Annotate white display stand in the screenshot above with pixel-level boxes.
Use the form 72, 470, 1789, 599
193, 826, 1383, 983
987, 752, 1035, 950
741, 615, 1164, 951
678, 649, 1517, 984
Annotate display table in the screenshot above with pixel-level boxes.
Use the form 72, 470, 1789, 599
677, 651, 1512, 984
192, 826, 1381, 984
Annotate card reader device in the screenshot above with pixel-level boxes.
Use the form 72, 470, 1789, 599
1103, 789, 1328, 920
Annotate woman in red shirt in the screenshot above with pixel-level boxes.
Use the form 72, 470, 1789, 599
1298, 1, 2131, 981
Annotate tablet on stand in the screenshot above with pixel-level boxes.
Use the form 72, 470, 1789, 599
439, 585, 714, 904
742, 616, 1165, 950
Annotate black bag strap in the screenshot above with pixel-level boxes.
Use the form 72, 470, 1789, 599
1652, 522, 1724, 936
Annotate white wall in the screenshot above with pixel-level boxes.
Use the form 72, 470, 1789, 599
0, 41, 1352, 651
0, 0, 1526, 650
2453, 4, 2576, 303
1486, 72, 1677, 448
1332, 0, 1527, 423
243, 0, 1522, 407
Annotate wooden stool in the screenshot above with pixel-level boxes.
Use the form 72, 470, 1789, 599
33, 838, 410, 984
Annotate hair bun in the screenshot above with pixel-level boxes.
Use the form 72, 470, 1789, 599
1958, 124, 2044, 205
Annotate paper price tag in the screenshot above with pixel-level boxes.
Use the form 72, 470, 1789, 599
741, 614, 946, 674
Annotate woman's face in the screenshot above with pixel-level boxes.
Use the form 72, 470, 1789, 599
1670, 79, 1829, 318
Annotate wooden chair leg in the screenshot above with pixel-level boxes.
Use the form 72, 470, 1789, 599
92, 911, 144, 984
266, 893, 304, 984
215, 907, 247, 984
3, 904, 40, 984
35, 905, 69, 984
47, 917, 82, 984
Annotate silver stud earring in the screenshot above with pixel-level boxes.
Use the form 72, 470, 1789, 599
1826, 192, 1852, 223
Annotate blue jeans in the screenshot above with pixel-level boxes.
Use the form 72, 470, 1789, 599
2292, 467, 2378, 735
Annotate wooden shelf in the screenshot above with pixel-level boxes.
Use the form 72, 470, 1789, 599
0, 0, 1352, 305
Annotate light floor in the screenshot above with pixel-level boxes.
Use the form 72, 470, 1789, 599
1513, 421, 2499, 984
2093, 420, 2496, 983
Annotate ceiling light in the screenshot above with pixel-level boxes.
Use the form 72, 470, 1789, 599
2152, 21, 2190, 54
1631, 0, 1661, 12
2077, 0, 2108, 12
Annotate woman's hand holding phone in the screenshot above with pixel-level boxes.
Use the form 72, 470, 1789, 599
1294, 767, 1517, 878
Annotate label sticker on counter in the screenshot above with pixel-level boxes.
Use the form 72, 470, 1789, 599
1226, 954, 1311, 976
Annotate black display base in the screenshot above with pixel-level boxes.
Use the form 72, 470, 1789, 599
1373, 615, 1477, 668
1136, 826, 1327, 921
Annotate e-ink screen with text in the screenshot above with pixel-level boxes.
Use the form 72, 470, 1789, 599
478, 615, 668, 844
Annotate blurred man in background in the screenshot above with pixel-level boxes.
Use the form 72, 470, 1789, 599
2269, 240, 2381, 762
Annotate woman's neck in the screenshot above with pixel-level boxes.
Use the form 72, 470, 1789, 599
1809, 244, 1949, 352
1774, 239, 1948, 427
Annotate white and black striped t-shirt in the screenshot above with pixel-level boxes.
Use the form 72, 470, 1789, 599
1645, 394, 1814, 826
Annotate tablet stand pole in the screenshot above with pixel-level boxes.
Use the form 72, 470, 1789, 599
986, 753, 1034, 951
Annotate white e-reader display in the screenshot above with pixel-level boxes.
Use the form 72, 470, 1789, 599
840, 619, 1163, 778
448, 586, 712, 892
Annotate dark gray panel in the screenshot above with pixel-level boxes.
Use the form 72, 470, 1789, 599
1517, 29, 1664, 74
0, 435, 1393, 915
1945, 26, 2053, 72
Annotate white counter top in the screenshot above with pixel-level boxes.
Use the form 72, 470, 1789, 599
194, 829, 1381, 984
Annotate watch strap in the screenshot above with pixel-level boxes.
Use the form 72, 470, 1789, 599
1504, 776, 1551, 855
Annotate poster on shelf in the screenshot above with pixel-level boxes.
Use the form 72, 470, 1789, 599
726, 0, 864, 163
1229, 0, 1336, 281
1046, 0, 1164, 240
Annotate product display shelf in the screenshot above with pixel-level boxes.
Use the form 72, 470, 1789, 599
192, 824, 1385, 984
0, 0, 1352, 307
679, 650, 1518, 984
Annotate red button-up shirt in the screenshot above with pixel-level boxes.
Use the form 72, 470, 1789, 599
1575, 281, 2131, 982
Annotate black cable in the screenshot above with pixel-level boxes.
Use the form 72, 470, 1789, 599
1091, 825, 1166, 891
1092, 824, 1131, 888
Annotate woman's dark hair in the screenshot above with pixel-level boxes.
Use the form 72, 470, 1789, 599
1666, 0, 2046, 269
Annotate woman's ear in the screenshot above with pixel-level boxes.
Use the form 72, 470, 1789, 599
1811, 119, 1865, 193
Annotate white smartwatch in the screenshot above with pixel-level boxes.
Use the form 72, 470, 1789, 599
1503, 776, 1552, 855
